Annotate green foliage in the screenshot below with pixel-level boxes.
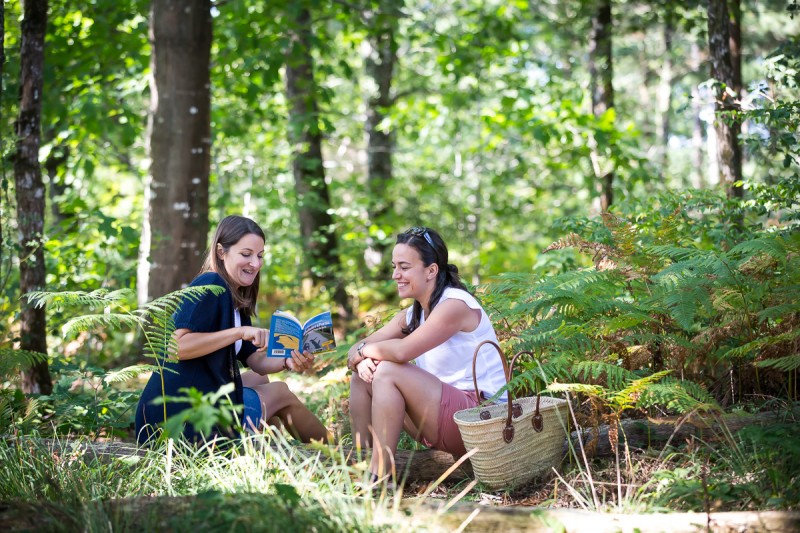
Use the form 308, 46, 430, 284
0, 286, 224, 436
27, 285, 223, 365
651, 422, 800, 511
487, 187, 800, 420
0, 432, 433, 531
157, 384, 242, 441
0, 347, 48, 377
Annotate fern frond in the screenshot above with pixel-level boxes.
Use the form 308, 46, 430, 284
142, 285, 223, 315
62, 313, 142, 337
725, 329, 800, 360
546, 382, 605, 396
25, 289, 135, 311
659, 376, 718, 406
661, 283, 711, 331
0, 348, 48, 376
637, 382, 717, 414
755, 354, 800, 372
758, 302, 800, 322
601, 212, 638, 256
104, 364, 159, 384
646, 245, 711, 263
729, 236, 786, 262
609, 369, 672, 411
574, 360, 636, 390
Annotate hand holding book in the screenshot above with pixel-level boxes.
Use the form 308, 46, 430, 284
284, 348, 315, 373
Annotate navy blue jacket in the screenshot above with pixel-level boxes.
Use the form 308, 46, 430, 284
134, 272, 257, 444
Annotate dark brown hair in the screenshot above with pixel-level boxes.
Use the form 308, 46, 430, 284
200, 215, 265, 317
396, 226, 469, 334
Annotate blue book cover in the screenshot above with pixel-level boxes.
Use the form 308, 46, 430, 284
266, 310, 336, 357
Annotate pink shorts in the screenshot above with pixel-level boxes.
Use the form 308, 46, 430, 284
418, 382, 480, 456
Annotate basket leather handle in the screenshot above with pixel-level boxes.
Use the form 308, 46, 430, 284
509, 351, 544, 433
471, 340, 526, 443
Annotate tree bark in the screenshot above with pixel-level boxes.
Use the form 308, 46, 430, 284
689, 42, 707, 189
141, 0, 211, 303
14, 0, 52, 395
707, 0, 743, 200
1, 1, 5, 283
363, 3, 398, 276
656, 10, 674, 175
589, 0, 614, 212
285, 4, 351, 321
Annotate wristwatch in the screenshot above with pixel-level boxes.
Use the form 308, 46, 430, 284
349, 341, 367, 371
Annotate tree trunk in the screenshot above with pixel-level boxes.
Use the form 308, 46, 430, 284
14, 0, 51, 395
707, 0, 743, 200
141, 0, 211, 304
589, 0, 614, 212
285, 4, 351, 321
656, 10, 673, 175
690, 42, 706, 189
1, 1, 5, 284
363, 3, 398, 276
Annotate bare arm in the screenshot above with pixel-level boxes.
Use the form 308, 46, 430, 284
346, 312, 407, 370
352, 299, 481, 366
174, 326, 267, 361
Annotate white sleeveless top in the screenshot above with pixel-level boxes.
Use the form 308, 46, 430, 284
407, 287, 507, 400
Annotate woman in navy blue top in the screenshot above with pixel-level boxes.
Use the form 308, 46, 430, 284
135, 215, 330, 444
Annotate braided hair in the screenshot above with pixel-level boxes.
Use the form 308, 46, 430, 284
396, 227, 470, 335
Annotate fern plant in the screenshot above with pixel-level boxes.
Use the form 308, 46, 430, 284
485, 188, 799, 434
14, 285, 224, 435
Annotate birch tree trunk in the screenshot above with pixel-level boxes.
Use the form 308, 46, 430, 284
14, 0, 52, 394
140, 0, 211, 303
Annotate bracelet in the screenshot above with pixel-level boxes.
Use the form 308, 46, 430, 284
283, 357, 290, 371
349, 341, 367, 372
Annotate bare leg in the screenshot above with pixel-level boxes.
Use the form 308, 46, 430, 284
241, 370, 269, 387
369, 362, 443, 477
252, 382, 331, 443
349, 372, 374, 451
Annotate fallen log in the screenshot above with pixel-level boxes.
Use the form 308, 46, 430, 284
576, 404, 800, 458
2, 436, 470, 482
5, 404, 796, 484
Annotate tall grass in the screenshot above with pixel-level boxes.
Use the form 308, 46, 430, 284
0, 430, 459, 532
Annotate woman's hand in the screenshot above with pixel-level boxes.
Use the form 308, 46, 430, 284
286, 349, 315, 373
240, 326, 268, 349
347, 351, 363, 372
355, 358, 380, 384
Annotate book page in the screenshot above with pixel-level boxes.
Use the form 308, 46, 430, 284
301, 311, 336, 354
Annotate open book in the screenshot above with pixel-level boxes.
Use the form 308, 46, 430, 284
266, 310, 336, 357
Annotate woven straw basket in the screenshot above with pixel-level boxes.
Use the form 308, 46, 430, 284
453, 340, 569, 488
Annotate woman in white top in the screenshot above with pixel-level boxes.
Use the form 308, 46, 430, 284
347, 227, 506, 481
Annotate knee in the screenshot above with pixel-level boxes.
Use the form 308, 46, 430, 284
259, 381, 297, 403
372, 361, 403, 386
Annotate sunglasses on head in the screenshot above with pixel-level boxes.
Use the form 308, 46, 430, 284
407, 226, 435, 248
